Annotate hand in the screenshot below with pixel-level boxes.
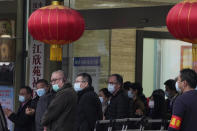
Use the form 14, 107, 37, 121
44, 126, 47, 131
3, 108, 13, 117
25, 107, 35, 115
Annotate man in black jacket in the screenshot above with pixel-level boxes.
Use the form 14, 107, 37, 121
74, 73, 102, 131
105, 74, 131, 119
25, 79, 50, 131
41, 70, 77, 131
4, 86, 34, 131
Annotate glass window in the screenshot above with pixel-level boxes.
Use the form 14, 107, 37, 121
142, 38, 192, 97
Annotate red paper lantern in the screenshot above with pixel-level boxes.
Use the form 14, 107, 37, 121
166, 0, 197, 44
28, 1, 85, 61
166, 0, 197, 72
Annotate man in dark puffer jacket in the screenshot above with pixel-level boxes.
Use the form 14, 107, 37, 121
74, 73, 102, 131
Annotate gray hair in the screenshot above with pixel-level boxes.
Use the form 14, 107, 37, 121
52, 70, 67, 81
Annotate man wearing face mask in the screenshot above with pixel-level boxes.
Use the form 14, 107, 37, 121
74, 73, 102, 131
25, 79, 51, 131
26, 79, 50, 116
41, 70, 77, 131
164, 79, 179, 119
168, 68, 197, 131
4, 86, 34, 131
104, 74, 131, 120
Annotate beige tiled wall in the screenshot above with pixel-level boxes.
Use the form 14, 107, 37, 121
111, 29, 136, 82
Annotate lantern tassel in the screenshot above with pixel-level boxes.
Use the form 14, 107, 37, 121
192, 44, 197, 72
50, 44, 62, 61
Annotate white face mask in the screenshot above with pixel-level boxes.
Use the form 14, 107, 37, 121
107, 84, 115, 94
99, 97, 104, 103
19, 95, 25, 103
149, 100, 154, 109
74, 83, 83, 92
128, 90, 133, 98
175, 82, 182, 93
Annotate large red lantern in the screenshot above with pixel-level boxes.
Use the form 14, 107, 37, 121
28, 1, 85, 61
166, 0, 197, 72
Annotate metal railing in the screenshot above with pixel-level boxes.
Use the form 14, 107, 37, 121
94, 117, 170, 131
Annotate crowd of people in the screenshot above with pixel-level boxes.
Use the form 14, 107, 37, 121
0, 68, 197, 131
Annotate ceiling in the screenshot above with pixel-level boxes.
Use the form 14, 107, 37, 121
72, 0, 182, 9
0, 0, 183, 19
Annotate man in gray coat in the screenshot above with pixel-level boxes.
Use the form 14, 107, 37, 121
41, 70, 77, 131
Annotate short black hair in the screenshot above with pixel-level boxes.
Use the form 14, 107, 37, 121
20, 86, 33, 95
99, 88, 111, 98
180, 68, 197, 89
123, 81, 133, 90
164, 79, 176, 91
130, 82, 143, 96
110, 74, 123, 87
36, 79, 49, 86
152, 89, 165, 98
77, 73, 92, 86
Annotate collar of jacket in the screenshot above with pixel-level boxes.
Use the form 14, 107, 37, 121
112, 88, 123, 97
77, 86, 94, 96
58, 83, 72, 92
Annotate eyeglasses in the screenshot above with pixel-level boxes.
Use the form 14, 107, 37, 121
50, 78, 63, 84
106, 82, 118, 85
75, 81, 86, 83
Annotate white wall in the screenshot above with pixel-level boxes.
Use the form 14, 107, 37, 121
142, 38, 155, 97
159, 39, 192, 90
142, 38, 192, 96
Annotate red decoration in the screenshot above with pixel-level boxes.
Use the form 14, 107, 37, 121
28, 1, 85, 61
166, 0, 197, 44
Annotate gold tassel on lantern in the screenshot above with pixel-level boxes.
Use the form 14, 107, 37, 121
192, 44, 197, 72
50, 44, 62, 61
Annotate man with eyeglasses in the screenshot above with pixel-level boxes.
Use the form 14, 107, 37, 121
41, 70, 77, 131
104, 74, 131, 120
74, 73, 102, 131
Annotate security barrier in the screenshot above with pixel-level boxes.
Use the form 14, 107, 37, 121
94, 117, 170, 131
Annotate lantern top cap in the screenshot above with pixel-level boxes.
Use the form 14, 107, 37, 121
51, 1, 60, 5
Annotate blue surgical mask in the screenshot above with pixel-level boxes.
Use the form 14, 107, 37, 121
99, 97, 104, 103
52, 84, 59, 92
176, 82, 181, 93
74, 83, 83, 92
148, 100, 154, 109
165, 91, 170, 98
108, 84, 115, 94
36, 88, 46, 97
19, 95, 25, 103
128, 90, 133, 98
